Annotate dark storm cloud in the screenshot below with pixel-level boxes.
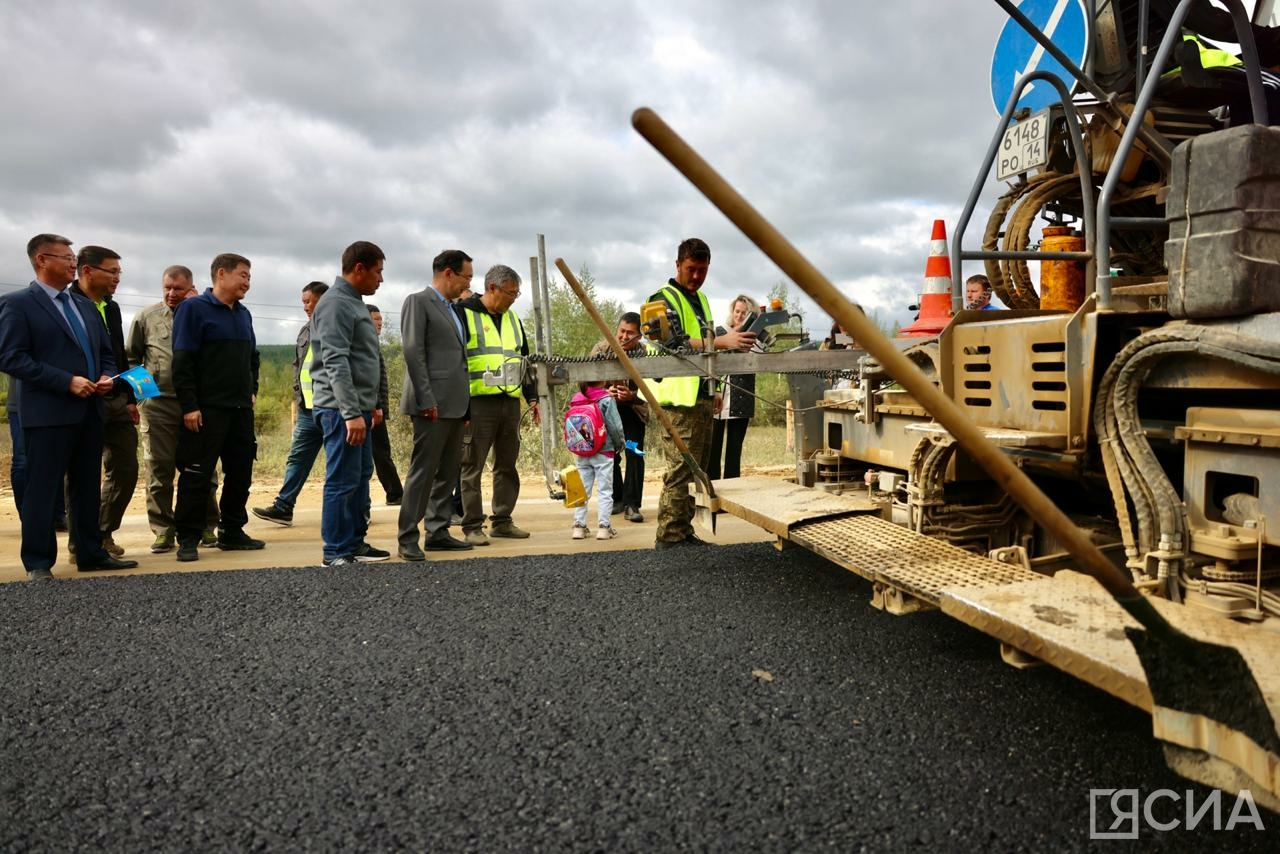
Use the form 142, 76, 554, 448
1, 0, 1014, 340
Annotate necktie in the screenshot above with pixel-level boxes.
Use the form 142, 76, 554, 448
56, 290, 96, 378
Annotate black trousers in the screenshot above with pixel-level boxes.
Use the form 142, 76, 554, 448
174, 407, 255, 544
370, 419, 403, 502
612, 404, 646, 509
708, 417, 749, 480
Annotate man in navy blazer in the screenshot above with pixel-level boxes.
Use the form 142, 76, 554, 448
0, 234, 138, 578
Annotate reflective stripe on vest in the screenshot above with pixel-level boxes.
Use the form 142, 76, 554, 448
300, 344, 315, 409
652, 284, 711, 407
465, 309, 525, 396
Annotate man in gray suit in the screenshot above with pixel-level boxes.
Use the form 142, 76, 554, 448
396, 249, 474, 561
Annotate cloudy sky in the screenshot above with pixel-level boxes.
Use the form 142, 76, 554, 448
1, 0, 1018, 344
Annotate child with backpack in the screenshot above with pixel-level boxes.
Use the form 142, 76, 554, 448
563, 380, 626, 540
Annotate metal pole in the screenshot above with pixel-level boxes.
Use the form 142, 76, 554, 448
529, 245, 561, 498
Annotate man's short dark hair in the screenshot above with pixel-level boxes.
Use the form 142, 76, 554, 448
619, 311, 641, 327
211, 253, 250, 280
77, 245, 120, 269
433, 249, 473, 275
26, 233, 71, 261
966, 273, 992, 294
677, 238, 710, 263
163, 264, 193, 282
302, 280, 329, 297
366, 304, 381, 314
342, 241, 385, 275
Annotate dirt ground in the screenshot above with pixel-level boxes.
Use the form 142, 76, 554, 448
0, 470, 779, 583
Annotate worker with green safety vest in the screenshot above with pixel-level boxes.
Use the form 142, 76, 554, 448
252, 281, 330, 527
456, 264, 540, 545
648, 238, 757, 550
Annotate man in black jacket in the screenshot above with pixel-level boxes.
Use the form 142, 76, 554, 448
71, 246, 137, 557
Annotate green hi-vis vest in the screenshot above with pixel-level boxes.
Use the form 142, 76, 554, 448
652, 283, 712, 407
300, 344, 315, 409
464, 308, 526, 397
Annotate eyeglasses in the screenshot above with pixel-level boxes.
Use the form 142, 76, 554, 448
89, 265, 122, 277
499, 287, 521, 298
38, 253, 76, 262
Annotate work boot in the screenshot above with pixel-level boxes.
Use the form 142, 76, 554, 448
465, 529, 490, 546
490, 523, 530, 539
624, 506, 645, 523
176, 541, 199, 562
150, 530, 175, 554
102, 536, 124, 557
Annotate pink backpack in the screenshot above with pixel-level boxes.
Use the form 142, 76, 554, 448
563, 388, 608, 456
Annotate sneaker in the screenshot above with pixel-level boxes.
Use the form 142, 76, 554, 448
571, 524, 588, 540
353, 542, 391, 563
176, 542, 199, 562
624, 507, 645, 523
252, 504, 293, 527
200, 527, 218, 547
102, 536, 124, 557
597, 525, 617, 540
216, 529, 266, 551
490, 523, 530, 539
150, 531, 175, 554
323, 555, 358, 567
464, 528, 490, 547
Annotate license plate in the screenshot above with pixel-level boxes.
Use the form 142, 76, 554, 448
995, 110, 1051, 182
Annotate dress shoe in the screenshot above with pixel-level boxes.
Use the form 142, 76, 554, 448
26, 568, 54, 581
397, 545, 426, 562
385, 495, 402, 507
77, 555, 139, 571
425, 534, 473, 551
624, 506, 645, 523
489, 523, 530, 539
102, 536, 125, 557
464, 529, 490, 546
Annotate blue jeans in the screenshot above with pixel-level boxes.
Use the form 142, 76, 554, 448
275, 406, 324, 511
573, 451, 616, 529
315, 408, 373, 561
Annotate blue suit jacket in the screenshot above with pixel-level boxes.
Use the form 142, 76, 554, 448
0, 282, 116, 428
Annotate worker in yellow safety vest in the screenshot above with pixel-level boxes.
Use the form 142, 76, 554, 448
456, 264, 540, 545
647, 238, 757, 549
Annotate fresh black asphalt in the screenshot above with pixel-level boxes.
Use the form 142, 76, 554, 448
1, 543, 1273, 851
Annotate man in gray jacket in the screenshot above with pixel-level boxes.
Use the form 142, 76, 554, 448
310, 241, 392, 567
396, 249, 473, 561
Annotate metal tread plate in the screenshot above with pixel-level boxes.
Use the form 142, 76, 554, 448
789, 515, 1040, 604
703, 476, 879, 537
941, 571, 1280, 717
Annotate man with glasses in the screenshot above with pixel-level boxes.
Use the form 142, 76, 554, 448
456, 264, 539, 545
0, 234, 137, 578
70, 246, 138, 557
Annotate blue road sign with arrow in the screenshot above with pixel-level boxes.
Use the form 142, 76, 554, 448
990, 0, 1089, 115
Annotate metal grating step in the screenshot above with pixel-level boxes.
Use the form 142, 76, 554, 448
790, 515, 1041, 606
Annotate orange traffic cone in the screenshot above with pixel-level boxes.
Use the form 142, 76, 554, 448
899, 219, 953, 338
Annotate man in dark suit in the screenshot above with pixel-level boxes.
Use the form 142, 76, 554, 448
395, 249, 473, 561
70, 246, 138, 556
0, 234, 138, 578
